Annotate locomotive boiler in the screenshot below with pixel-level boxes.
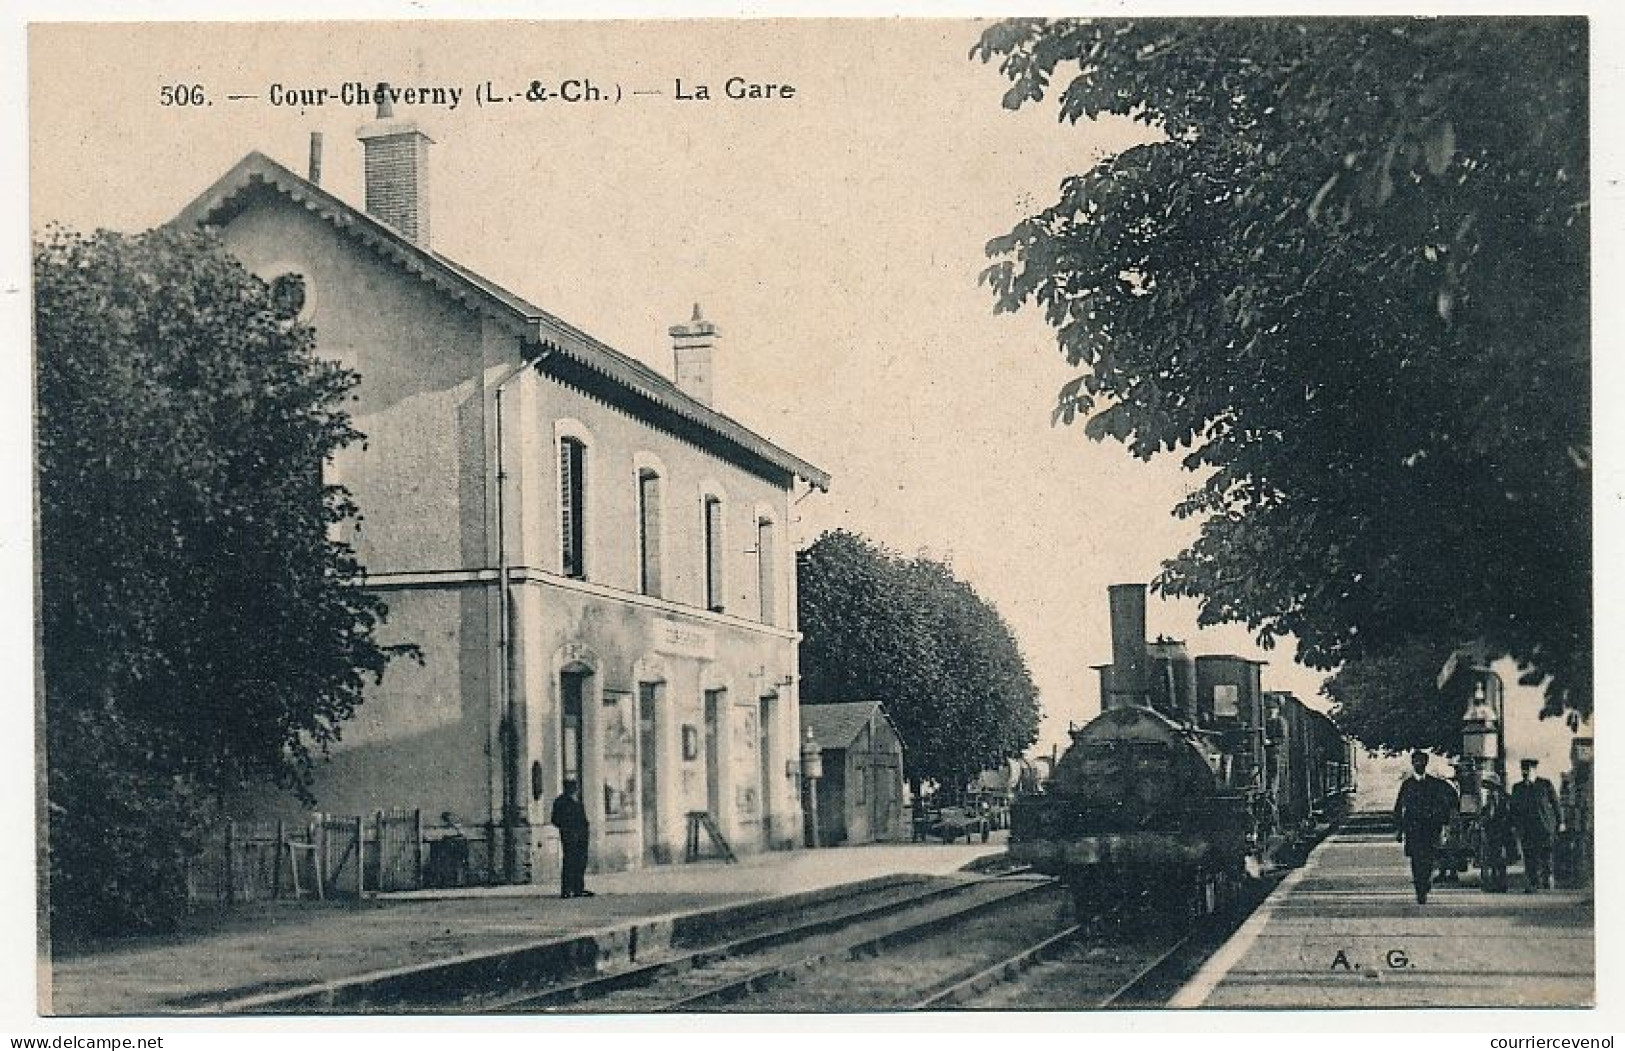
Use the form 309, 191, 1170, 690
1009, 584, 1355, 917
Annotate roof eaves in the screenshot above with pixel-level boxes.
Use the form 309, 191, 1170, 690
540, 332, 831, 490
175, 151, 829, 490
175, 152, 540, 344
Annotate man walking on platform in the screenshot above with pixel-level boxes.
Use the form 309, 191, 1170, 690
1394, 750, 1458, 904
551, 779, 594, 899
1510, 758, 1561, 892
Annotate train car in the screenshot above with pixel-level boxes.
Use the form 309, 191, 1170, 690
1266, 693, 1357, 834
1010, 583, 1358, 919
1305, 705, 1357, 814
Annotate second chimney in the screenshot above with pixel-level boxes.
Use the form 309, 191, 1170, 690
308, 131, 324, 185
356, 89, 433, 245
669, 303, 718, 407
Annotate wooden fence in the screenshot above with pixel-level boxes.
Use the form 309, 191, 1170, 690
185, 809, 485, 905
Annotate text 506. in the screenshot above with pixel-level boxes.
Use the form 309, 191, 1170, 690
160, 84, 209, 106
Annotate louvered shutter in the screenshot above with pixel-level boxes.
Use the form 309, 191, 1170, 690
560, 439, 585, 578
757, 518, 776, 624
639, 471, 662, 597
704, 497, 724, 612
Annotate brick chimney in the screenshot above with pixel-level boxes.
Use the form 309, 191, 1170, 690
356, 89, 433, 245
669, 303, 718, 407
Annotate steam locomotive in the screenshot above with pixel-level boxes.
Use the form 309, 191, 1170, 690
1009, 584, 1357, 917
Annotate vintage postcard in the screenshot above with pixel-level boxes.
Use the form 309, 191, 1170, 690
21, 9, 1604, 1036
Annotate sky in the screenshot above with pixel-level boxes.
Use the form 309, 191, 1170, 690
24, 16, 1587, 773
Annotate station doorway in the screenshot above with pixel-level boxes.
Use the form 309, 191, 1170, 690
703, 689, 723, 819
758, 696, 775, 847
639, 682, 661, 864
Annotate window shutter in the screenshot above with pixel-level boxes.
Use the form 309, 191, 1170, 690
757, 518, 776, 624
639, 471, 662, 597
705, 497, 724, 612
560, 439, 585, 578
559, 443, 573, 574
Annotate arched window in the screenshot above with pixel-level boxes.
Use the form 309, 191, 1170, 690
638, 468, 662, 597
559, 436, 587, 579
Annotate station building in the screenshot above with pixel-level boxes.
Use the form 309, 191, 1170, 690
175, 105, 829, 885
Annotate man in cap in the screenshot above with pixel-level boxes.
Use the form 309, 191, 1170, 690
1394, 750, 1459, 903
1510, 758, 1561, 892
1478, 772, 1513, 893
550, 779, 594, 899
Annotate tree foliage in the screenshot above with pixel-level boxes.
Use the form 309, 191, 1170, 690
797, 530, 1041, 788
1321, 639, 1467, 755
974, 19, 1589, 727
37, 227, 413, 935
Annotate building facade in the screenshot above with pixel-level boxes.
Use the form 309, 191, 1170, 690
176, 108, 829, 884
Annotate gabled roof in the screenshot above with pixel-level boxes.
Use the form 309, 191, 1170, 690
800, 701, 899, 751
173, 151, 830, 491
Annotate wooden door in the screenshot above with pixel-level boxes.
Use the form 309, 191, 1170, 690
758, 697, 774, 847
704, 690, 722, 819
639, 684, 661, 864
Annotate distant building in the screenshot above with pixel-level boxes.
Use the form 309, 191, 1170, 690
799, 702, 906, 845
175, 104, 829, 883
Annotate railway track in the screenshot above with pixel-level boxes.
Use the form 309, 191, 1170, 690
918, 913, 1194, 1010
463, 864, 1275, 1013
929, 867, 1290, 1010
482, 870, 1053, 1012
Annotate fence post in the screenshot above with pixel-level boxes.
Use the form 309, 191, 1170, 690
372, 810, 385, 893
316, 813, 328, 899
273, 820, 285, 900
223, 821, 236, 906
413, 809, 424, 890
353, 814, 365, 898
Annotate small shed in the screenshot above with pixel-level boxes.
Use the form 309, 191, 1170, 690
800, 701, 906, 846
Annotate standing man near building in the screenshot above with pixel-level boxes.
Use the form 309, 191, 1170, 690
1510, 758, 1561, 892
1394, 750, 1458, 904
551, 779, 594, 899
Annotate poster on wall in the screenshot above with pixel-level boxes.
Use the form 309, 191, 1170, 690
732, 706, 759, 818
601, 693, 637, 819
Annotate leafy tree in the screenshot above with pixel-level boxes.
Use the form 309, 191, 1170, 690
797, 530, 1041, 790
37, 226, 413, 935
974, 19, 1589, 729
1321, 639, 1466, 755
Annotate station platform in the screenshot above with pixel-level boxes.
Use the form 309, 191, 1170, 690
1172, 819, 1594, 1009
45, 836, 1006, 1016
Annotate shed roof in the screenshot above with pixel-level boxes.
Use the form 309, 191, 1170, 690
173, 151, 830, 491
800, 701, 900, 751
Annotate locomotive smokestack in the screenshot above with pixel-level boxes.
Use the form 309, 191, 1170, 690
1107, 583, 1149, 709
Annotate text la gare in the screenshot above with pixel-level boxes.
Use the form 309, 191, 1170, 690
676, 76, 796, 101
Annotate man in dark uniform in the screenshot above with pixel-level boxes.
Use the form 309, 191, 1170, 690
1394, 750, 1458, 904
1510, 757, 1561, 892
551, 779, 594, 899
